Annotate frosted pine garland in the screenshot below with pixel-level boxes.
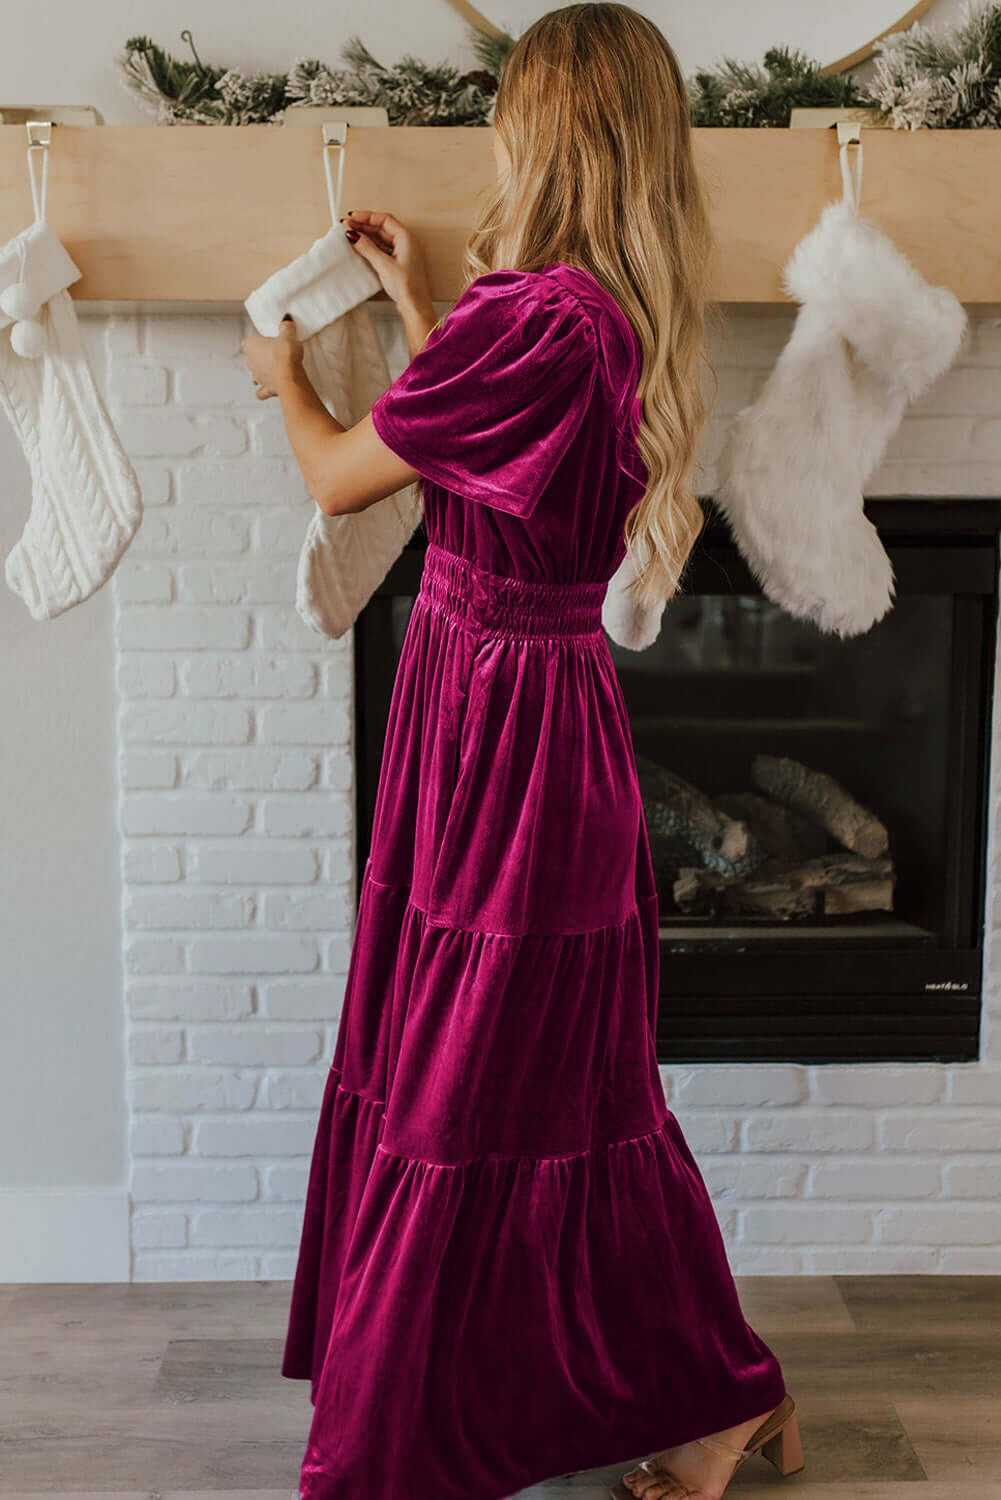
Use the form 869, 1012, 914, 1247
861, 0, 1001, 129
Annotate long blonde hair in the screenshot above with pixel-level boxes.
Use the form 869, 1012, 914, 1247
463, 2, 716, 614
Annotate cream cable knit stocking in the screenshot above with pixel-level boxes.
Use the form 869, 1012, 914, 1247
296, 302, 422, 640
0, 224, 143, 621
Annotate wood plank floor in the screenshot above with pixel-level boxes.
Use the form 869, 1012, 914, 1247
1, 1276, 999, 1498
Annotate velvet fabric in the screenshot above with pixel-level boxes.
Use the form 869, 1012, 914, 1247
283, 263, 787, 1500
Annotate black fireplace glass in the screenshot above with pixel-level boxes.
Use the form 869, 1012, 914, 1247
356, 498, 1001, 1064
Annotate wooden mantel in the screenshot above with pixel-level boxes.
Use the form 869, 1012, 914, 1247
1, 124, 1000, 304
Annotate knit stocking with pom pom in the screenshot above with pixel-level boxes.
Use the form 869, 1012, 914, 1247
0, 218, 142, 620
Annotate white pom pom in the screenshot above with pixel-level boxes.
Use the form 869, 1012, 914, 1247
10, 319, 47, 358
0, 282, 42, 322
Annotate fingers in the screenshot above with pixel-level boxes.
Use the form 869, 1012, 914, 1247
342, 209, 403, 255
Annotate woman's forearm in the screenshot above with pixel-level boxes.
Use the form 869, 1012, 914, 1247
273, 295, 438, 510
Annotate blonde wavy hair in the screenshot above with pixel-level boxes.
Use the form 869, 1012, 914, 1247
462, 2, 717, 615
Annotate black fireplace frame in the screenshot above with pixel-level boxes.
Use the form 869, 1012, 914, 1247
354, 497, 1001, 1066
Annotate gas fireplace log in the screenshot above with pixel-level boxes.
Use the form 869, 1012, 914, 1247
636, 755, 761, 879
673, 852, 895, 918
713, 791, 830, 865
750, 754, 889, 859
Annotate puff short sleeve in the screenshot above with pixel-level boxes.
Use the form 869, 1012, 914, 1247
370, 269, 599, 518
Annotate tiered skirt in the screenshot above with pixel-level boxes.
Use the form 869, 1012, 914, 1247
282, 541, 786, 1500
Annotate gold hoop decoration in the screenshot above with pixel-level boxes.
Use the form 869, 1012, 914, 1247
820, 0, 937, 74
447, 1, 940, 73
445, 0, 506, 39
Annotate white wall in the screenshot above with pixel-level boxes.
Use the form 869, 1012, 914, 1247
1, 0, 995, 1281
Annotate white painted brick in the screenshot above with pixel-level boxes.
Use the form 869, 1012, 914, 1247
128, 1027, 184, 1065
130, 1069, 258, 1112
189, 1208, 301, 1247
876, 1204, 1001, 1244
120, 753, 179, 792
131, 1160, 259, 1203
259, 980, 344, 1021
260, 795, 351, 839
253, 508, 313, 555
942, 1160, 1001, 1197
322, 842, 355, 886
109, 362, 169, 406
180, 749, 319, 793
675, 1066, 806, 1109
323, 752, 355, 795
128, 510, 251, 559
123, 701, 252, 746
255, 606, 330, 649
104, 314, 140, 356
742, 1111, 874, 1152
971, 419, 1001, 459
179, 655, 316, 699
118, 607, 251, 652
190, 842, 319, 885
133, 1251, 259, 1281
263, 889, 351, 931
810, 1065, 945, 1107
805, 1245, 941, 1274
741, 1205, 871, 1244
878, 1112, 1001, 1152
117, 657, 176, 699
728, 1247, 805, 1274
178, 559, 294, 606
670, 1111, 740, 1154
259, 1070, 329, 1109
130, 1116, 186, 1156
175, 458, 305, 506
124, 937, 186, 976
130, 465, 172, 507
263, 1164, 311, 1201
115, 562, 174, 604
884, 416, 973, 460
127, 980, 254, 1022
910, 365, 1001, 413
122, 795, 252, 837
187, 1026, 323, 1068
867, 460, 1001, 496
939, 1247, 1001, 1272
174, 364, 261, 407
249, 413, 296, 456
131, 1211, 188, 1249
192, 1114, 318, 1156
807, 1158, 941, 1199
946, 1066, 1001, 1105
188, 934, 319, 975
125, 890, 254, 931
700, 1155, 807, 1200
258, 1251, 301, 1278
116, 412, 208, 457
146, 315, 244, 358
123, 843, 182, 884
257, 701, 351, 747
325, 932, 354, 974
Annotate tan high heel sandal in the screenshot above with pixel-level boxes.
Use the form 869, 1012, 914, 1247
609, 1393, 804, 1500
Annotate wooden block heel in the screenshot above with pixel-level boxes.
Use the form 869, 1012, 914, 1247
609, 1393, 805, 1500
760, 1408, 805, 1476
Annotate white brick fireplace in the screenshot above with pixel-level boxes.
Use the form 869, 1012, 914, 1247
99, 301, 1001, 1280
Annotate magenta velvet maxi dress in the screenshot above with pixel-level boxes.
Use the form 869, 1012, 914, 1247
281, 262, 787, 1500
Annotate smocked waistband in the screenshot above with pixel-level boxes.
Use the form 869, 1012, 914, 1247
418, 542, 607, 639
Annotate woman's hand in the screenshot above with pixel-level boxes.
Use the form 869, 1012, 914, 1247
241, 316, 304, 399
342, 211, 435, 320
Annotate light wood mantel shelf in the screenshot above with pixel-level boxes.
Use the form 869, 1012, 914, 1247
1, 124, 1000, 304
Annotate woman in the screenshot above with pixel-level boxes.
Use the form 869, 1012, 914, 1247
241, 7, 800, 1500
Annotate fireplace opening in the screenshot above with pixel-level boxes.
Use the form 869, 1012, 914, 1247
356, 498, 1000, 1065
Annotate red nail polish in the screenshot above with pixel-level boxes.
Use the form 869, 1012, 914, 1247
345, 230, 359, 242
